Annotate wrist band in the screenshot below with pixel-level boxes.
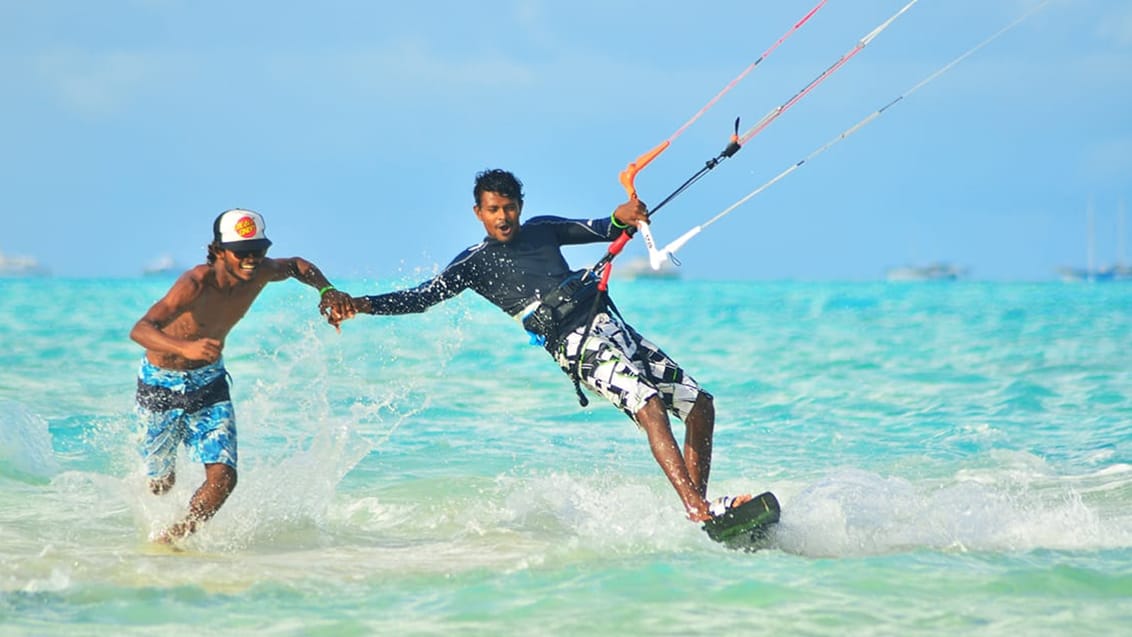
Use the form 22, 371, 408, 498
611, 212, 630, 229
319, 285, 335, 296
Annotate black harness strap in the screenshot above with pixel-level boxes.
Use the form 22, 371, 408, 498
565, 287, 654, 408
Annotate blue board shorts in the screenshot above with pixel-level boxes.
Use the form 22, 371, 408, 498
135, 358, 237, 479
553, 312, 708, 422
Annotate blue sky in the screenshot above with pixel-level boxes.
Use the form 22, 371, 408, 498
2, 0, 1129, 281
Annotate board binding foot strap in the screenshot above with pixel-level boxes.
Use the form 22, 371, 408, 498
702, 491, 780, 549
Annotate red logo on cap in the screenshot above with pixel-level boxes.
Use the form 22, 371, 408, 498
234, 216, 258, 238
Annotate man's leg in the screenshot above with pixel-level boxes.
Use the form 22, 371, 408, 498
158, 390, 239, 543
682, 393, 715, 498
557, 315, 712, 521
159, 463, 237, 543
635, 397, 712, 521
138, 407, 180, 495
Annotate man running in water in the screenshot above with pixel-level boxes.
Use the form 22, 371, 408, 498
130, 209, 353, 543
330, 169, 749, 522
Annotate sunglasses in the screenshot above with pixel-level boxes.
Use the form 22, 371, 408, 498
229, 247, 268, 260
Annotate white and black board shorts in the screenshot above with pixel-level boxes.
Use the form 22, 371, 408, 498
553, 312, 707, 422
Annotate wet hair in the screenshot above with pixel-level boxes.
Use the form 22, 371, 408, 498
473, 169, 523, 207
207, 211, 225, 263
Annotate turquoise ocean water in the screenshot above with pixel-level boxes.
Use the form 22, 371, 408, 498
2, 277, 1130, 636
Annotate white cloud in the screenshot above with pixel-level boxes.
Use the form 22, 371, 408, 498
261, 37, 539, 103
34, 48, 165, 117
1083, 135, 1132, 181
372, 38, 538, 89
1098, 4, 1132, 46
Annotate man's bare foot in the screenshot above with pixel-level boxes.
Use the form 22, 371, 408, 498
731, 493, 754, 508
706, 493, 754, 518
151, 517, 198, 545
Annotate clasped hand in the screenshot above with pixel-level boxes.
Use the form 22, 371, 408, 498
318, 290, 357, 329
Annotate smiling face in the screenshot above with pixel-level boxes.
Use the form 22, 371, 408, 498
474, 191, 522, 243
221, 246, 268, 281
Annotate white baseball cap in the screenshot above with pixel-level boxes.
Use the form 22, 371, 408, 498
212, 209, 272, 251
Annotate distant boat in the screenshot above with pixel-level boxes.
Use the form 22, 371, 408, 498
1058, 197, 1130, 282
0, 249, 49, 277
613, 256, 681, 280
142, 254, 180, 277
1058, 264, 1132, 283
885, 262, 966, 282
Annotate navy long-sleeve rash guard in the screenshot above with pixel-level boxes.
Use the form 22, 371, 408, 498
363, 215, 626, 318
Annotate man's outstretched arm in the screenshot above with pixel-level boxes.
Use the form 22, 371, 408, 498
332, 259, 472, 325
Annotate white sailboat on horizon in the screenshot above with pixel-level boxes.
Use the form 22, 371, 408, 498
0, 249, 49, 277
1058, 197, 1131, 282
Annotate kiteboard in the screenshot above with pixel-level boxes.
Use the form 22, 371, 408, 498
702, 491, 780, 551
